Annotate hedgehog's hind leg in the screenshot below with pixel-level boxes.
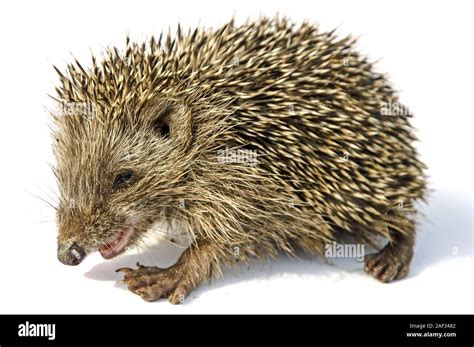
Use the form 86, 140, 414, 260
364, 229, 415, 283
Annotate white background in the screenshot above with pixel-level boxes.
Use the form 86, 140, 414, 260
0, 0, 472, 313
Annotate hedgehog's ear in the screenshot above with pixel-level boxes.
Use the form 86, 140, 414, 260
141, 99, 193, 149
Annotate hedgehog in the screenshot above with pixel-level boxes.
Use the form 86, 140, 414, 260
51, 17, 427, 304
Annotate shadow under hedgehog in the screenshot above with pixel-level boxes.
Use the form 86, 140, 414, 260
52, 17, 427, 304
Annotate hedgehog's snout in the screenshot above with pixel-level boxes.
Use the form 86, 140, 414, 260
57, 241, 86, 266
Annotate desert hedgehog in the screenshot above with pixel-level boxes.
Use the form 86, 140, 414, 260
52, 17, 427, 303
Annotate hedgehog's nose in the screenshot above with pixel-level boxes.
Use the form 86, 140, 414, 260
57, 242, 86, 266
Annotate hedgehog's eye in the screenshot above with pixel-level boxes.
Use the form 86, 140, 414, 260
112, 170, 135, 189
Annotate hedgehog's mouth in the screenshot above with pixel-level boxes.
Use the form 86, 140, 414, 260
98, 226, 135, 259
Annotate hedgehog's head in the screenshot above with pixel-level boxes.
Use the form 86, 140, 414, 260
53, 98, 195, 265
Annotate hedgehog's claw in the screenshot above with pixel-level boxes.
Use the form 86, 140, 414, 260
115, 267, 134, 274
117, 263, 188, 304
364, 248, 410, 283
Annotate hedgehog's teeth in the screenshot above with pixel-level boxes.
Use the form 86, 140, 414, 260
98, 226, 135, 259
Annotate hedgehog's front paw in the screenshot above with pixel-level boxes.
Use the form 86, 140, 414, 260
364, 248, 410, 283
116, 263, 188, 304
